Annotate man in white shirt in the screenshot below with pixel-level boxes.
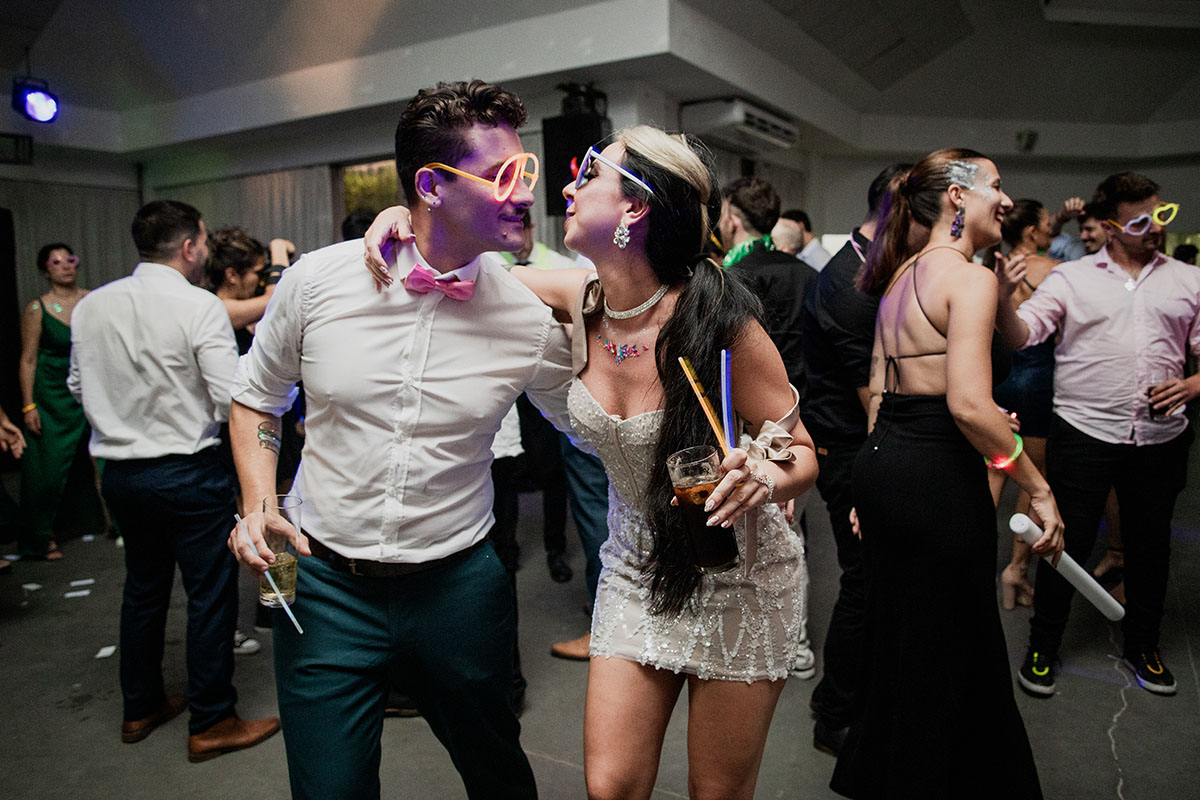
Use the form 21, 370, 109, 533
68, 200, 280, 760
781, 209, 833, 269
228, 81, 573, 800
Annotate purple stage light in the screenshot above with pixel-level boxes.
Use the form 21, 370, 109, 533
12, 78, 59, 123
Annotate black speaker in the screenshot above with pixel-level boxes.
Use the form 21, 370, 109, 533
542, 114, 611, 216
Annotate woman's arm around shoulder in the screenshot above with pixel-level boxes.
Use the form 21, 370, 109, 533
509, 266, 594, 316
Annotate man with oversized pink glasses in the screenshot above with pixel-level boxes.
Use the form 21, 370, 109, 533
227, 80, 572, 800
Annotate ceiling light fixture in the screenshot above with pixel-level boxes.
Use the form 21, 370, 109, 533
11, 48, 58, 124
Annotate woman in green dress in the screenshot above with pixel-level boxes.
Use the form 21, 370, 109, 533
18, 243, 107, 559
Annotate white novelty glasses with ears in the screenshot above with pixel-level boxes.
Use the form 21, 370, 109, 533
575, 147, 656, 196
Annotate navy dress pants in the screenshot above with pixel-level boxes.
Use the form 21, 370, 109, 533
101, 448, 239, 734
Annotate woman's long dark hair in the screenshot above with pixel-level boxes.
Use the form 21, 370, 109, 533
619, 127, 764, 617
859, 147, 986, 296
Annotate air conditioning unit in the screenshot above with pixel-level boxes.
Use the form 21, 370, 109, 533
680, 99, 798, 155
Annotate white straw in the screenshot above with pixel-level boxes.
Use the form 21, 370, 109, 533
235, 513, 304, 634
1009, 513, 1124, 622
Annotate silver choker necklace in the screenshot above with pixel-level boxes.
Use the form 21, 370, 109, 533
603, 284, 669, 320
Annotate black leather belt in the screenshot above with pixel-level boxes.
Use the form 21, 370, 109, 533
305, 532, 486, 578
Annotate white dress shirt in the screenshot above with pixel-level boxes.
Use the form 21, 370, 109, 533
68, 262, 239, 460
1017, 247, 1200, 445
799, 237, 833, 270
232, 238, 574, 563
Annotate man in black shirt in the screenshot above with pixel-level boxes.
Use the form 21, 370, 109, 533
720, 178, 819, 400
720, 177, 820, 677
799, 164, 909, 755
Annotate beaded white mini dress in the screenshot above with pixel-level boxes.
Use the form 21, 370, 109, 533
569, 378, 806, 682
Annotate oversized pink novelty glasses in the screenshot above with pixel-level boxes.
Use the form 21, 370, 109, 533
424, 152, 539, 202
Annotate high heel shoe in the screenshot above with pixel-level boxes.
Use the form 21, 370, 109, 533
1000, 564, 1034, 610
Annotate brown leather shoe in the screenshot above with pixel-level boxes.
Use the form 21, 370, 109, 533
121, 693, 187, 743
550, 632, 591, 661
187, 715, 281, 763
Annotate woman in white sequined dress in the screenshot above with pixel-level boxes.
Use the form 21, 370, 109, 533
515, 127, 817, 800
365, 125, 817, 800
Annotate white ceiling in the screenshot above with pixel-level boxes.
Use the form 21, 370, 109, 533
4, 0, 591, 110
4, 0, 1200, 152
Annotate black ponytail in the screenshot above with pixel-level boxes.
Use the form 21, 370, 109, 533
644, 259, 762, 616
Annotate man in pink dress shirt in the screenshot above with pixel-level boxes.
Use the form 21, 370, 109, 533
997, 171, 1200, 698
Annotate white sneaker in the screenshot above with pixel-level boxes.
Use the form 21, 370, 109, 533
792, 638, 816, 679
233, 631, 261, 656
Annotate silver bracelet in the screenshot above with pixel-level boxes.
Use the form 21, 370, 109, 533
750, 469, 775, 503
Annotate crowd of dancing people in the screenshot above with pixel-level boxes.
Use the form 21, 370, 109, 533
2, 78, 1198, 799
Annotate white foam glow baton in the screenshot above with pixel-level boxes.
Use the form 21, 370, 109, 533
1009, 513, 1124, 621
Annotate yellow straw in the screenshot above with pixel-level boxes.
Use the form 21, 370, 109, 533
678, 357, 731, 457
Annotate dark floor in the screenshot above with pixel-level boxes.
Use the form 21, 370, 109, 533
2, 429, 1199, 799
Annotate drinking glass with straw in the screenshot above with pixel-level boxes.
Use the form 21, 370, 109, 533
234, 512, 304, 634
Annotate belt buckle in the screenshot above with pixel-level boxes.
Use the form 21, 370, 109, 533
347, 558, 361, 576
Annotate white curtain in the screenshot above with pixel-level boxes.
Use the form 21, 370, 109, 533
0, 179, 141, 310
151, 165, 335, 258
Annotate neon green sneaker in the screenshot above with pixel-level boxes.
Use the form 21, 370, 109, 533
1018, 648, 1056, 697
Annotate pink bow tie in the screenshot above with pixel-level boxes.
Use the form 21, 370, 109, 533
402, 264, 475, 301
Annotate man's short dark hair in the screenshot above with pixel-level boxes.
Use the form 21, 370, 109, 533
867, 164, 912, 220
780, 209, 811, 232
1091, 171, 1159, 221
1080, 201, 1104, 222
394, 80, 527, 206
132, 200, 203, 262
725, 178, 780, 236
341, 210, 377, 241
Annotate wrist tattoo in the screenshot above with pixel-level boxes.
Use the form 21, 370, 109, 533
257, 422, 281, 454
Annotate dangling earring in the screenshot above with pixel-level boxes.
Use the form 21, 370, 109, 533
950, 205, 965, 238
613, 223, 630, 250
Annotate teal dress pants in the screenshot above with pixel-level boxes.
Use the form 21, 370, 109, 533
273, 540, 537, 799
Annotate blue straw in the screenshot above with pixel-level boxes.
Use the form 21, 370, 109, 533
720, 349, 736, 450
234, 513, 303, 634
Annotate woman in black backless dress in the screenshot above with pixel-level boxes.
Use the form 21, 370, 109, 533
831, 149, 1065, 799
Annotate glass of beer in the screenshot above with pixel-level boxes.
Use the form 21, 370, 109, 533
667, 445, 740, 574
259, 495, 300, 607
1146, 369, 1175, 419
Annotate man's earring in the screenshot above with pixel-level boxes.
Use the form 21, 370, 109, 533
613, 223, 630, 249
950, 205, 965, 238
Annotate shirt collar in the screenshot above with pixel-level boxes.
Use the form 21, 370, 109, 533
1091, 245, 1166, 271
396, 242, 483, 285
134, 261, 194, 284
